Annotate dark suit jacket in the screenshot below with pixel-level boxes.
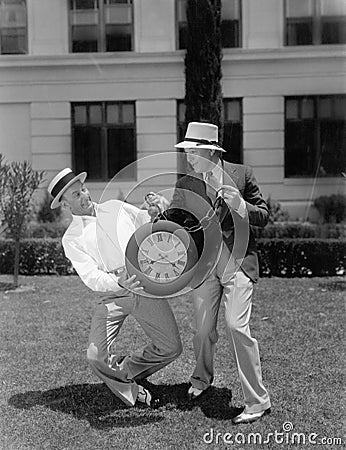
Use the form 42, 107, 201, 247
170, 161, 269, 282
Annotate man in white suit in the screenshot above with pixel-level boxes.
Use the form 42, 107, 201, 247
48, 168, 182, 408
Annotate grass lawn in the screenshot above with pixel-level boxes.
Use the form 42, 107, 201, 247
0, 274, 345, 450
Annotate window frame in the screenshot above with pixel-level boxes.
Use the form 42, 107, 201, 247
175, 0, 242, 50
0, 0, 28, 55
284, 0, 346, 46
71, 101, 137, 182
222, 98, 243, 164
284, 95, 346, 178
69, 0, 134, 53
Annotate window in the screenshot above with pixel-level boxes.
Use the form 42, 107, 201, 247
223, 98, 243, 164
0, 0, 27, 54
285, 0, 346, 46
70, 0, 133, 52
177, 0, 241, 49
176, 98, 243, 173
285, 95, 346, 177
72, 102, 136, 180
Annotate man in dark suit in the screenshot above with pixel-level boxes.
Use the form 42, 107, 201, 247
171, 122, 271, 424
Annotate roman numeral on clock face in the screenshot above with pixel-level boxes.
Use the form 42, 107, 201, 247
156, 233, 163, 242
144, 267, 153, 275
155, 272, 161, 280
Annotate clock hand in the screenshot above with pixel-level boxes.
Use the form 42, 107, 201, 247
158, 254, 180, 268
139, 257, 156, 265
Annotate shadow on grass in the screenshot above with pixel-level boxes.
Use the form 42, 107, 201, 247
8, 381, 236, 427
8, 382, 163, 429
141, 380, 237, 420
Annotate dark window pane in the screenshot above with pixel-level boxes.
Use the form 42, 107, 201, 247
285, 121, 315, 176
223, 122, 242, 164
334, 97, 346, 119
0, 27, 26, 54
321, 19, 346, 44
221, 20, 240, 48
319, 121, 346, 176
107, 128, 136, 179
89, 104, 102, 124
286, 99, 299, 119
74, 127, 103, 179
286, 19, 313, 45
301, 98, 314, 119
122, 103, 134, 123
72, 25, 98, 52
74, 0, 97, 9
74, 105, 87, 125
319, 97, 333, 118
106, 24, 131, 51
107, 104, 120, 124
178, 23, 187, 49
106, 0, 131, 5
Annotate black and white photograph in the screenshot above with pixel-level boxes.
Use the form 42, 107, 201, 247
0, 1, 345, 449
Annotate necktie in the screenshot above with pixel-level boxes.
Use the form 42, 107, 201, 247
205, 171, 220, 205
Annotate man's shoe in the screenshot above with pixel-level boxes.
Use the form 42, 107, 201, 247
232, 408, 271, 424
187, 386, 206, 401
136, 385, 160, 408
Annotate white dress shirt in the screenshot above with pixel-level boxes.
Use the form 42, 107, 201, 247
62, 200, 149, 293
203, 161, 246, 218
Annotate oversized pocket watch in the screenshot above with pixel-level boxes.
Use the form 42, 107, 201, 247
125, 219, 199, 296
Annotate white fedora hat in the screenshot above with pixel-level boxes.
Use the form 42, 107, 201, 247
175, 122, 226, 152
48, 168, 87, 209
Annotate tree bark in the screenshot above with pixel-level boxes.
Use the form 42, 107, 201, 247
184, 0, 223, 131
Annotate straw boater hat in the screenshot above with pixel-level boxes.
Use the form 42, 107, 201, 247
175, 122, 226, 152
48, 168, 87, 209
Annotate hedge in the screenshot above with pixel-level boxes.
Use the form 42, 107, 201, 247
252, 223, 346, 239
0, 239, 74, 276
258, 239, 345, 277
0, 238, 345, 278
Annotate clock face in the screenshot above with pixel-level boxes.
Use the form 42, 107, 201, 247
137, 231, 188, 283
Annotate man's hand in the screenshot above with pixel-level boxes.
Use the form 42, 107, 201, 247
145, 192, 170, 221
116, 267, 143, 292
220, 185, 243, 211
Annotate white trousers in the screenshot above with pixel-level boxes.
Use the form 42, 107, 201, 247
190, 243, 271, 413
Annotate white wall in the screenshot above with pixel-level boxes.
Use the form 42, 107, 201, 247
0, 104, 31, 162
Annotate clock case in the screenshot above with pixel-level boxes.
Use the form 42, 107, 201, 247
125, 218, 199, 296
125, 196, 223, 297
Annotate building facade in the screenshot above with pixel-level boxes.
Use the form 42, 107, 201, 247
0, 0, 345, 219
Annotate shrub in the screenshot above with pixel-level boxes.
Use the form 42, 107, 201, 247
37, 192, 61, 223
313, 194, 346, 223
252, 223, 346, 239
258, 239, 345, 277
0, 239, 74, 275
0, 238, 344, 278
266, 196, 290, 224
25, 221, 68, 238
